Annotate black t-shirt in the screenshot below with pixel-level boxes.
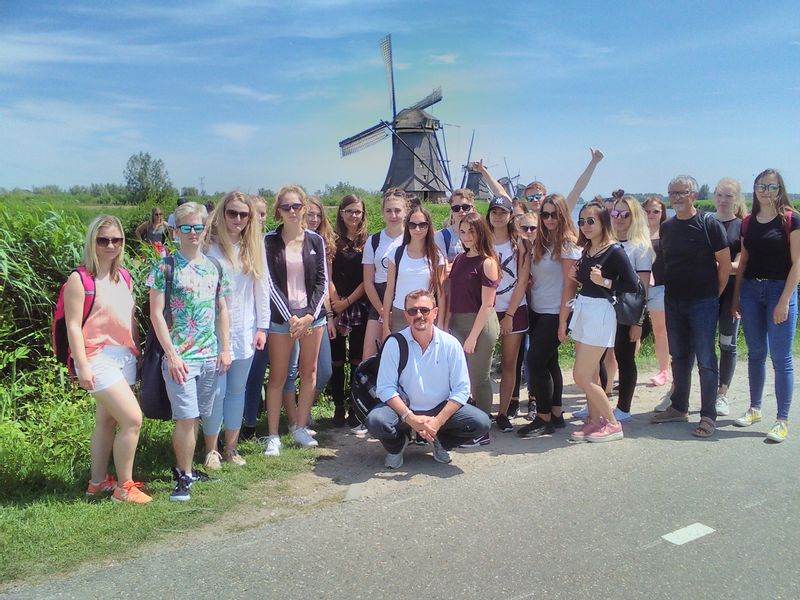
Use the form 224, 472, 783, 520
576, 244, 639, 299
332, 240, 364, 297
743, 212, 800, 280
718, 217, 742, 264
660, 212, 728, 300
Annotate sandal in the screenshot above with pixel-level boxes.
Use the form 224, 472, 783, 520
651, 406, 689, 423
691, 417, 716, 438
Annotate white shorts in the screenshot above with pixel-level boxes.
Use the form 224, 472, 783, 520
74, 345, 137, 393
569, 295, 617, 348
647, 285, 665, 312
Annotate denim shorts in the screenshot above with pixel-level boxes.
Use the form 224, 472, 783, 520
74, 345, 137, 393
648, 285, 665, 312
162, 358, 218, 421
269, 315, 326, 334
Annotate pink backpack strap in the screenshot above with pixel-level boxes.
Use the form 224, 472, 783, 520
119, 267, 132, 290
75, 266, 96, 324
741, 215, 751, 239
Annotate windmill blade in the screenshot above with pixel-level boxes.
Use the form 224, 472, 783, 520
460, 129, 475, 188
408, 86, 443, 112
339, 122, 390, 157
379, 34, 397, 119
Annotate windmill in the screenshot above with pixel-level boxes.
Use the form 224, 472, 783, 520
339, 35, 452, 202
460, 130, 491, 199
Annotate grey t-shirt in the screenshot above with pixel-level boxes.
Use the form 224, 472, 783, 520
530, 242, 581, 314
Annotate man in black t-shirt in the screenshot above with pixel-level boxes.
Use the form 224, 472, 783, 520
652, 175, 731, 438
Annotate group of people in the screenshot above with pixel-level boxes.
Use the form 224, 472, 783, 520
64, 149, 798, 503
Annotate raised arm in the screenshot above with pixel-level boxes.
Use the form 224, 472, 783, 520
471, 160, 511, 201
565, 148, 604, 212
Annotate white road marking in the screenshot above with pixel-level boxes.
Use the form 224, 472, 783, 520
662, 523, 716, 545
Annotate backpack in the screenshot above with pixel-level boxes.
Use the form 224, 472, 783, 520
441, 227, 453, 256
349, 332, 409, 424
741, 209, 794, 240
52, 266, 132, 375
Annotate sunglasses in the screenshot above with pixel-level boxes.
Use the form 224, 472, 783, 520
177, 224, 205, 234
577, 217, 598, 227
526, 194, 543, 202
343, 209, 363, 217
225, 209, 250, 220
405, 306, 433, 316
520, 225, 537, 233
279, 203, 303, 213
450, 204, 473, 213
540, 210, 558, 220
610, 210, 631, 219
96, 236, 123, 247
407, 221, 430, 231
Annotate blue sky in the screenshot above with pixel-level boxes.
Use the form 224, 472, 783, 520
2, 0, 798, 197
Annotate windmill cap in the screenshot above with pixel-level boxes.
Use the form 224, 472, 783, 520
489, 197, 513, 213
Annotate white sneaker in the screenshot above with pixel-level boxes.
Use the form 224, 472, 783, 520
430, 438, 451, 464
293, 426, 319, 448
263, 435, 281, 457
715, 395, 730, 416
654, 393, 672, 412
289, 424, 317, 437
350, 424, 368, 435
384, 437, 409, 469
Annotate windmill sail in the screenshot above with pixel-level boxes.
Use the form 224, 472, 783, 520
379, 35, 397, 119
339, 122, 390, 157
409, 87, 442, 112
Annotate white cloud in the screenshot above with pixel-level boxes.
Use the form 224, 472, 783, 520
430, 53, 457, 65
217, 84, 280, 103
210, 122, 259, 142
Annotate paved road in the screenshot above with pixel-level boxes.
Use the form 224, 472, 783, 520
4, 366, 798, 600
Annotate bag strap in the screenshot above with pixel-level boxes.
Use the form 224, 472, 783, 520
393, 245, 404, 289
119, 267, 132, 290
75, 266, 96, 325
371, 232, 381, 254
442, 227, 452, 255
163, 256, 175, 328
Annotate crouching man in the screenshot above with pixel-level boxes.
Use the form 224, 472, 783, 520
366, 289, 491, 468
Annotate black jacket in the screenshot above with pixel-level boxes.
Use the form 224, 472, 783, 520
264, 226, 328, 324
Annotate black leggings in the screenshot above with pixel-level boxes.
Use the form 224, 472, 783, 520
614, 324, 637, 413
527, 311, 563, 414
718, 279, 738, 388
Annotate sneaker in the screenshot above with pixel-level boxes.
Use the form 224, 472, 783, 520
263, 435, 282, 457
111, 480, 152, 505
350, 423, 368, 435
525, 399, 536, 421
289, 423, 318, 437
85, 474, 117, 498
570, 420, 602, 443
171, 466, 217, 483
653, 393, 672, 413
496, 413, 514, 433
224, 448, 247, 466
715, 395, 730, 416
507, 399, 520, 419
551, 413, 566, 429
613, 408, 632, 423
203, 449, 223, 471
517, 417, 555, 438
412, 432, 428, 446
650, 369, 669, 387
293, 426, 318, 448
572, 406, 589, 420
587, 420, 624, 443
430, 438, 451, 464
332, 406, 346, 427
384, 436, 409, 469
459, 432, 491, 448
734, 407, 762, 428
766, 421, 788, 443
170, 474, 192, 502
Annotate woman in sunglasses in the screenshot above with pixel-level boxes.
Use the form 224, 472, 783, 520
643, 196, 671, 395
731, 169, 800, 442
68, 216, 151, 504
262, 185, 328, 456
567, 201, 638, 442
435, 188, 475, 265
383, 205, 445, 338
517, 195, 581, 438
200, 191, 270, 468
135, 206, 170, 245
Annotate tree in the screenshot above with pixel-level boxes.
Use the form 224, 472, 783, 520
698, 184, 710, 200
180, 186, 199, 198
123, 152, 173, 205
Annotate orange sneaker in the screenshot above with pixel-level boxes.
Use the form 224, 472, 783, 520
86, 474, 117, 498
111, 480, 153, 505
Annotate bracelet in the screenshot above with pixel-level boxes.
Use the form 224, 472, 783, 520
326, 311, 336, 319
400, 409, 413, 422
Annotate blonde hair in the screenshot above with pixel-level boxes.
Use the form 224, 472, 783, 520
613, 196, 653, 259
175, 201, 207, 225
203, 191, 264, 278
274, 184, 307, 227
715, 178, 748, 219
83, 215, 125, 282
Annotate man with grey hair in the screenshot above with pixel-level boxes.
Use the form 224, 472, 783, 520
651, 176, 731, 438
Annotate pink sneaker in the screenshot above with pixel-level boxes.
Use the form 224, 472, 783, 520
650, 370, 669, 387
587, 420, 624, 443
570, 420, 601, 443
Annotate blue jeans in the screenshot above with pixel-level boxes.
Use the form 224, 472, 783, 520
739, 278, 798, 420
665, 296, 720, 421
203, 356, 254, 435
283, 336, 332, 394
243, 345, 269, 427
365, 402, 491, 453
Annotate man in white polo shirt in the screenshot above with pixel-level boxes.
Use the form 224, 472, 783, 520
366, 289, 491, 468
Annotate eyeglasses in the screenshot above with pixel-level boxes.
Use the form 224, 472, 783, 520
645, 209, 662, 215
526, 194, 543, 202
577, 217, 598, 227
520, 225, 537, 233
279, 203, 303, 213
177, 224, 205, 234
540, 210, 558, 220
610, 210, 631, 219
450, 204, 473, 213
668, 190, 692, 198
225, 209, 250, 220
407, 221, 429, 231
96, 236, 123, 247
343, 209, 363, 217
755, 183, 780, 193
405, 306, 433, 316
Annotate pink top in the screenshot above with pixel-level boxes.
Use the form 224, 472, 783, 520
285, 247, 307, 310
82, 275, 138, 360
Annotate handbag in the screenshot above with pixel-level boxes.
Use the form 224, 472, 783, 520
596, 245, 647, 327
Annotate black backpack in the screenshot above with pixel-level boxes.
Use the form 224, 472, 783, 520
350, 332, 409, 424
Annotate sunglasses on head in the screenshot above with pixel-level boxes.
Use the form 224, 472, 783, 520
450, 203, 473, 213
407, 221, 429, 231
540, 210, 558, 220
577, 217, 598, 227
610, 210, 631, 219
520, 225, 537, 233
279, 203, 303, 213
96, 236, 123, 247
526, 194, 543, 202
177, 224, 205, 234
225, 209, 250, 220
406, 306, 432, 316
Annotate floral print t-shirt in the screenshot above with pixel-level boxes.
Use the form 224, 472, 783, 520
146, 252, 231, 362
